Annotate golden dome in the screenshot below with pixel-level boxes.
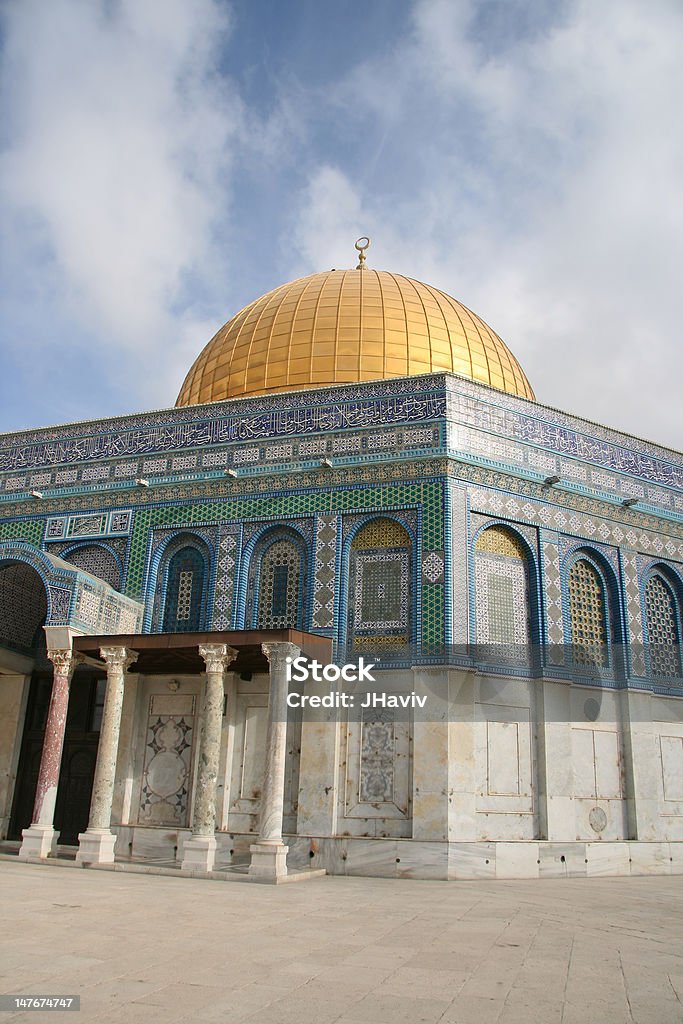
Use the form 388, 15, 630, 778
176, 268, 534, 406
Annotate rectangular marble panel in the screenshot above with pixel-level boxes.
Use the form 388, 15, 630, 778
585, 842, 630, 876
448, 841, 497, 880
341, 704, 411, 826
538, 842, 587, 878
573, 729, 596, 798
138, 709, 194, 828
343, 838, 400, 877
669, 842, 683, 871
131, 826, 181, 861
487, 721, 521, 796
594, 730, 621, 799
239, 702, 268, 801
150, 694, 195, 716
628, 841, 672, 875
661, 735, 683, 801
494, 842, 540, 878
396, 841, 448, 880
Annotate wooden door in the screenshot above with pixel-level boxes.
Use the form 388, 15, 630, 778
9, 669, 105, 845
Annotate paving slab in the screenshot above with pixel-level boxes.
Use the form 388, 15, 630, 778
0, 860, 682, 1023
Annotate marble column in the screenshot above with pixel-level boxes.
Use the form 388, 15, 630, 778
19, 648, 81, 859
249, 641, 299, 881
181, 644, 237, 872
76, 647, 138, 865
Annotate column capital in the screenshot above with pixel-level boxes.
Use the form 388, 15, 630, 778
198, 643, 238, 674
47, 648, 82, 677
100, 646, 138, 672
262, 641, 300, 671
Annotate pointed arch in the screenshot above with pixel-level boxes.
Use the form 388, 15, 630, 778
642, 565, 682, 679
152, 533, 212, 633
346, 515, 413, 651
564, 547, 623, 672
0, 561, 48, 650
61, 543, 123, 591
472, 523, 538, 657
245, 526, 309, 630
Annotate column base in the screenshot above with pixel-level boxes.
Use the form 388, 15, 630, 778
181, 835, 217, 873
19, 824, 58, 860
248, 841, 289, 881
76, 829, 117, 865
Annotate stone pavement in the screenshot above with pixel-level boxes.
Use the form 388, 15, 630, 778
1, 860, 682, 1024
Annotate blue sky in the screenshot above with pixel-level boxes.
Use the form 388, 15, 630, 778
1, 0, 681, 449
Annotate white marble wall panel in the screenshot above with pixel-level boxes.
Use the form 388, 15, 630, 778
538, 842, 588, 878
127, 676, 202, 834
335, 670, 413, 839
446, 669, 477, 841
412, 668, 450, 842
343, 838, 401, 876
228, 689, 267, 834
572, 722, 627, 840
448, 841, 497, 879
628, 841, 671, 874
495, 842, 541, 878
655, 719, 683, 839
138, 692, 197, 827
297, 696, 341, 836
0, 672, 29, 838
487, 720, 524, 795
395, 841, 449, 880
474, 696, 536, 837
660, 735, 683, 801
216, 673, 237, 830
585, 841, 630, 876
670, 842, 683, 871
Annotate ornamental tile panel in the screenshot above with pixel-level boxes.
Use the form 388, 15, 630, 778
468, 485, 683, 561
622, 549, 646, 675
312, 514, 338, 630
422, 551, 445, 584
212, 527, 239, 630
541, 537, 565, 652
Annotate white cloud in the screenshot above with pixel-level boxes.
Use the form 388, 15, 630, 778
2, 0, 681, 448
1, 0, 241, 407
290, 0, 683, 448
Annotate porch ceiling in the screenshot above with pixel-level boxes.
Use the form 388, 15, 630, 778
72, 629, 332, 675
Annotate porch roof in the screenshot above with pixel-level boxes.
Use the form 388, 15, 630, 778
72, 629, 332, 675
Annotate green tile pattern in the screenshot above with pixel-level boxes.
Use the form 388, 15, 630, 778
0, 519, 43, 546
421, 583, 444, 646
123, 480, 446, 642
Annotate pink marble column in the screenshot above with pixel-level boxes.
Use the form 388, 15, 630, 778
76, 646, 138, 865
249, 641, 300, 881
19, 649, 80, 859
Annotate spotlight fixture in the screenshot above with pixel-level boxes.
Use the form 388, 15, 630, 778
622, 497, 639, 507
320, 457, 333, 468
224, 468, 238, 477
544, 474, 561, 486
30, 490, 44, 499
135, 478, 150, 487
